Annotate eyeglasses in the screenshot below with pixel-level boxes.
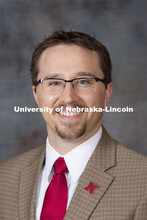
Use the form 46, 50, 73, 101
34, 77, 107, 94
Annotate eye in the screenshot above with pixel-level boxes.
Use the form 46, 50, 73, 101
78, 79, 91, 85
47, 80, 62, 86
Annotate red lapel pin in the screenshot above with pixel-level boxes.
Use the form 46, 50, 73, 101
84, 181, 99, 194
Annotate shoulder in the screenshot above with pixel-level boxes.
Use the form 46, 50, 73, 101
116, 142, 147, 166
103, 126, 147, 168
0, 146, 45, 175
102, 126, 147, 180
112, 140, 147, 182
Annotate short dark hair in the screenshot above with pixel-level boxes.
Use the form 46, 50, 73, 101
30, 30, 112, 85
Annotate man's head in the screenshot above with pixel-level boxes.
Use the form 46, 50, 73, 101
31, 30, 112, 86
31, 30, 113, 145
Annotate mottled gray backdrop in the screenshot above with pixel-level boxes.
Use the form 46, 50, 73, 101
0, 0, 147, 162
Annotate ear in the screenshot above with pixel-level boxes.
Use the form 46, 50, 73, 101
32, 85, 39, 105
104, 82, 113, 107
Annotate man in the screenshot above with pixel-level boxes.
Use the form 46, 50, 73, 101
0, 30, 147, 220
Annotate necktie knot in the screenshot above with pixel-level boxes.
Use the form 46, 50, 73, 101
53, 157, 68, 175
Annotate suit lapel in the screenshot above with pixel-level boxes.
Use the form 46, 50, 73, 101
18, 147, 45, 220
64, 127, 117, 220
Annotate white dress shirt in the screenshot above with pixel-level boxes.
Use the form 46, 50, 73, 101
36, 127, 102, 220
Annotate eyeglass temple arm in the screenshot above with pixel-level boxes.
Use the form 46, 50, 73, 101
33, 79, 43, 86
95, 78, 108, 89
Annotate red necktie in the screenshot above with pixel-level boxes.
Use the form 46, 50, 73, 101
40, 157, 68, 220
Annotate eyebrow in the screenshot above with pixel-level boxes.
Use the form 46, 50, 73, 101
43, 72, 98, 79
75, 72, 98, 77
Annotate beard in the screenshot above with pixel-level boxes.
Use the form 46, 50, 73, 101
54, 102, 88, 139
55, 121, 87, 140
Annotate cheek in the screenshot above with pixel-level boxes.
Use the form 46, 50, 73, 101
96, 94, 105, 107
78, 93, 95, 107
37, 93, 58, 108
82, 92, 105, 108
94, 88, 106, 107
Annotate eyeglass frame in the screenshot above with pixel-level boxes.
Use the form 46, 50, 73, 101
34, 77, 108, 90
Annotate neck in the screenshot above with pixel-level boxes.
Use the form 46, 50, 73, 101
47, 124, 101, 155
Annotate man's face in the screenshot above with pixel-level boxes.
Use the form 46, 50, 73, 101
33, 44, 112, 142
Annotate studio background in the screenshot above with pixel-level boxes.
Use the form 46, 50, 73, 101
0, 0, 147, 162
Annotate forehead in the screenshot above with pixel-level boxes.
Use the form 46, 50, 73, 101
38, 44, 103, 78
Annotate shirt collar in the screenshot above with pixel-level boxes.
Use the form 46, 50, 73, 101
45, 127, 102, 183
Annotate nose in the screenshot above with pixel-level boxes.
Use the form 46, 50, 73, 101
59, 82, 78, 104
